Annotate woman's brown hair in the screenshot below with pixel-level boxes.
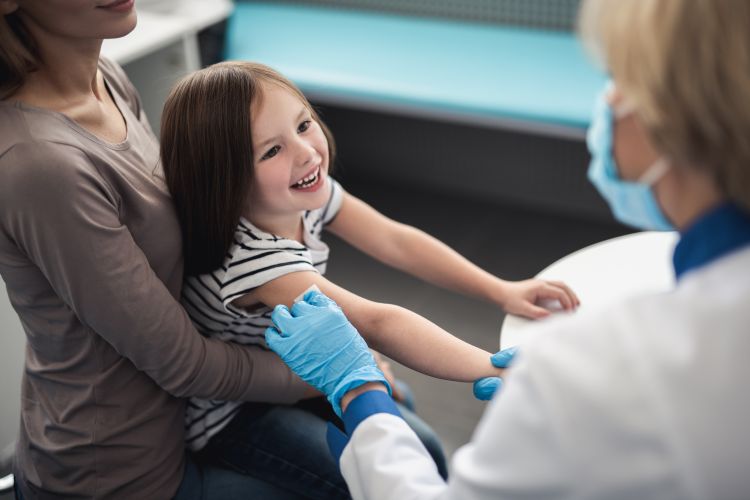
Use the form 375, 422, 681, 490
161, 61, 337, 276
0, 10, 39, 99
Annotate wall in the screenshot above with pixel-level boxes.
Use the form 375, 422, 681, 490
260, 0, 581, 30
0, 281, 24, 469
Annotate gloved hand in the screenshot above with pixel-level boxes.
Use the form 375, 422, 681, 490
265, 291, 391, 417
472, 346, 519, 400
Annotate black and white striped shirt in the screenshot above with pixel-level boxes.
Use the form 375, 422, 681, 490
183, 178, 344, 450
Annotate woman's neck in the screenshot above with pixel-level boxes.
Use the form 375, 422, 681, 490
12, 13, 103, 107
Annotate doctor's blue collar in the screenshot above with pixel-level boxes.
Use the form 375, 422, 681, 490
673, 202, 750, 280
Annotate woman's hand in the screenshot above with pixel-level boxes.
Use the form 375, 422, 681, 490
371, 351, 405, 403
498, 279, 580, 319
300, 384, 324, 399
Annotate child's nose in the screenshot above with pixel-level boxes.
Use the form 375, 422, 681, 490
294, 138, 317, 166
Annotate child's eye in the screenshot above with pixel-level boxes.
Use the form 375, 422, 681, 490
261, 145, 281, 160
298, 120, 311, 133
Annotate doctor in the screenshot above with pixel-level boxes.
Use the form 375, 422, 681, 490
265, 0, 750, 498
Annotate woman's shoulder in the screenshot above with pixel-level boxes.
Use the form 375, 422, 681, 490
0, 141, 112, 230
0, 99, 93, 159
0, 135, 88, 171
0, 136, 102, 202
0, 101, 30, 151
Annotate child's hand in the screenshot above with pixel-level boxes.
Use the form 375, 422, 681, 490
499, 279, 580, 319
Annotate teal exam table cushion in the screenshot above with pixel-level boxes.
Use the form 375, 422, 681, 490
225, 2, 607, 138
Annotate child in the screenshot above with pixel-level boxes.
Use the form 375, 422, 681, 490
160, 61, 579, 498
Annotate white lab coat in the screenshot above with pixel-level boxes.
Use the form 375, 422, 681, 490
339, 245, 750, 500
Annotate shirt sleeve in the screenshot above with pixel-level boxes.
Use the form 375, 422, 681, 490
322, 177, 345, 226
0, 141, 306, 403
219, 221, 320, 307
337, 342, 572, 500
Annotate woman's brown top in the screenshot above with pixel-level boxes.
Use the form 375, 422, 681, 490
0, 58, 307, 499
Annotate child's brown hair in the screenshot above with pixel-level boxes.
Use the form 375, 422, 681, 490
161, 61, 336, 275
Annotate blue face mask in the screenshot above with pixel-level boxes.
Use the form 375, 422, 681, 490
586, 85, 674, 231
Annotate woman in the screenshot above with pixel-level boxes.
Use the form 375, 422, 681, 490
262, 0, 750, 498
0, 1, 389, 498
0, 1, 312, 498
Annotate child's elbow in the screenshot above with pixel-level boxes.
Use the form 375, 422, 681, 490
356, 302, 402, 351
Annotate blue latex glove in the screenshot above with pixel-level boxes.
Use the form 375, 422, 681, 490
265, 291, 391, 417
472, 346, 519, 401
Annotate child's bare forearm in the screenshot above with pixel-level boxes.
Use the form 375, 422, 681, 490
358, 304, 501, 382
388, 226, 506, 303
246, 272, 501, 382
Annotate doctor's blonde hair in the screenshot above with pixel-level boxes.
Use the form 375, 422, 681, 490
579, 0, 750, 211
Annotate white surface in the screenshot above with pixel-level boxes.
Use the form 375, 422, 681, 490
101, 10, 187, 66
102, 0, 233, 66
0, 473, 13, 494
500, 231, 679, 349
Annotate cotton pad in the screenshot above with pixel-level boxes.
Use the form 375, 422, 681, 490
294, 284, 321, 303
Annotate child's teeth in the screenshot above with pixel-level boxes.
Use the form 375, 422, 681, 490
294, 168, 319, 188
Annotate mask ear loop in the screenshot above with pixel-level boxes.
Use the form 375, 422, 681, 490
612, 97, 671, 187
613, 100, 637, 119
638, 158, 671, 186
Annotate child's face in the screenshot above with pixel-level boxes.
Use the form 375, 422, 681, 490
247, 83, 330, 221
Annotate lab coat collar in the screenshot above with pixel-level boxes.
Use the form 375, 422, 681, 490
673, 202, 750, 280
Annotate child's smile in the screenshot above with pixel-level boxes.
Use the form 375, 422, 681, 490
291, 165, 323, 191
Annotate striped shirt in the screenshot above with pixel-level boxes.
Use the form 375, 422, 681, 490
183, 178, 344, 450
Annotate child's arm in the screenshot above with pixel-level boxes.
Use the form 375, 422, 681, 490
326, 193, 580, 319
235, 272, 500, 382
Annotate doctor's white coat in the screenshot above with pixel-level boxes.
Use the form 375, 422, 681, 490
339, 245, 750, 500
